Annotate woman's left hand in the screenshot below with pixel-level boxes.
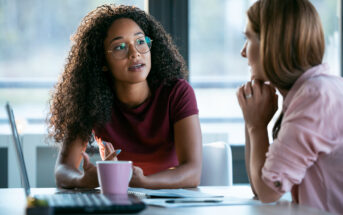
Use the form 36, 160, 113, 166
129, 166, 146, 187
237, 80, 278, 131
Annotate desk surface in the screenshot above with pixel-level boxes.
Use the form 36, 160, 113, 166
0, 186, 332, 215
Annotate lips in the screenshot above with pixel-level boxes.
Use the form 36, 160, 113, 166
128, 63, 145, 71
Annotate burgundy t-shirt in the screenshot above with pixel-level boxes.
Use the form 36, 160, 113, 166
94, 79, 199, 175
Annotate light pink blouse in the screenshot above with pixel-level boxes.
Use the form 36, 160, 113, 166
262, 64, 343, 214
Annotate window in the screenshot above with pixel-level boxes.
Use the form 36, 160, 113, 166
0, 0, 145, 128
189, 0, 341, 145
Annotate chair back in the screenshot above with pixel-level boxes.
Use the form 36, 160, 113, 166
200, 141, 233, 186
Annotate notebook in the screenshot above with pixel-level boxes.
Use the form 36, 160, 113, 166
142, 197, 262, 208
128, 187, 223, 198
5, 102, 146, 214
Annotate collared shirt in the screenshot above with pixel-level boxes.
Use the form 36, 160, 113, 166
262, 64, 343, 214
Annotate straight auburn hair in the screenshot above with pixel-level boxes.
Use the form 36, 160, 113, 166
246, 0, 325, 138
247, 0, 325, 90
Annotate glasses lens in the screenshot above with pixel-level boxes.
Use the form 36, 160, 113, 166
111, 42, 127, 59
136, 36, 152, 54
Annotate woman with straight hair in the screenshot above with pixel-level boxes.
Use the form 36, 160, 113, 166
237, 0, 343, 213
48, 4, 202, 189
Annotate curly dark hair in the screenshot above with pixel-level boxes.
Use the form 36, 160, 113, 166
48, 4, 187, 146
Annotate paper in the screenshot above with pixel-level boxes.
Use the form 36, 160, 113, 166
128, 188, 223, 198
142, 197, 262, 208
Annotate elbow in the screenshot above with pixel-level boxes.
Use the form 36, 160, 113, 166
190, 175, 201, 187
188, 166, 202, 187
54, 165, 67, 188
54, 164, 80, 189
256, 190, 281, 203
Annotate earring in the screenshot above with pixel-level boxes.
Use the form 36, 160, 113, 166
102, 66, 108, 71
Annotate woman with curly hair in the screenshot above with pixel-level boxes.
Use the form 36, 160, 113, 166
237, 0, 343, 213
48, 4, 202, 189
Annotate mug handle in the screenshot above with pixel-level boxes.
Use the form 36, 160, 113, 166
129, 164, 133, 181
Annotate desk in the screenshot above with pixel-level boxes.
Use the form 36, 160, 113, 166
0, 186, 332, 215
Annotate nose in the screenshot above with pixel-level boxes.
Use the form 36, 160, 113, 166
241, 42, 247, 58
128, 43, 140, 59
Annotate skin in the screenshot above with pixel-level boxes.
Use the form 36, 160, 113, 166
55, 18, 202, 189
237, 20, 285, 203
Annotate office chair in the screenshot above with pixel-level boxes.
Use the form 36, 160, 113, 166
200, 141, 233, 186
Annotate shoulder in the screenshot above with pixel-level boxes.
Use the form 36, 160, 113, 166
170, 79, 194, 94
296, 73, 343, 102
283, 73, 343, 142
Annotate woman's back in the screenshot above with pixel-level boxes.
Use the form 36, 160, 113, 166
263, 64, 343, 213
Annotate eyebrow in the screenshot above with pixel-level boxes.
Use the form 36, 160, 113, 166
109, 32, 144, 44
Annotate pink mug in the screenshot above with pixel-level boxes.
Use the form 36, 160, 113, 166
96, 161, 132, 195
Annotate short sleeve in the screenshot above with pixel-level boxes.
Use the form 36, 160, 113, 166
169, 79, 199, 123
262, 87, 341, 194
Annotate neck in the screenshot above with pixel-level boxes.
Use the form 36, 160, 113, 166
114, 81, 151, 108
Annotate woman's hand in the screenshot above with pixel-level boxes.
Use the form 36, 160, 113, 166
129, 166, 146, 187
237, 80, 278, 131
79, 151, 99, 187
95, 135, 121, 161
102, 141, 121, 161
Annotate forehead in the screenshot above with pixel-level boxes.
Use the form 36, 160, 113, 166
245, 20, 254, 34
107, 18, 143, 38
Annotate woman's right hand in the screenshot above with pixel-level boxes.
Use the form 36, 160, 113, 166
79, 151, 99, 187
237, 80, 278, 131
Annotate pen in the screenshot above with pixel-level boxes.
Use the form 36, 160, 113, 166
165, 199, 223, 204
115, 149, 121, 156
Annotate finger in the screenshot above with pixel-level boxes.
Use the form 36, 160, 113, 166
244, 81, 253, 99
262, 83, 272, 95
251, 79, 263, 96
108, 142, 115, 152
236, 86, 246, 107
82, 151, 90, 169
104, 141, 111, 156
104, 151, 117, 161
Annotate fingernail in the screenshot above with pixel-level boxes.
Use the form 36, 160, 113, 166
252, 79, 255, 86
116, 149, 121, 155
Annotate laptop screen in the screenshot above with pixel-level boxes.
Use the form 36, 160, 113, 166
6, 102, 31, 197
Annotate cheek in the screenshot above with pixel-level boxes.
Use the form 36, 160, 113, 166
108, 59, 124, 71
145, 53, 152, 70
247, 44, 259, 63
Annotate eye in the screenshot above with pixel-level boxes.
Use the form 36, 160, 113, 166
242, 33, 247, 41
136, 38, 146, 45
114, 43, 126, 51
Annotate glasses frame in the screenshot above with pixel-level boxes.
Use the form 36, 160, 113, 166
106, 36, 153, 60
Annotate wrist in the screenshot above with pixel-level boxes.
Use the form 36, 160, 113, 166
247, 125, 267, 134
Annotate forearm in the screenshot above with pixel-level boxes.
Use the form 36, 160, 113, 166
249, 127, 281, 203
244, 125, 258, 197
140, 162, 201, 189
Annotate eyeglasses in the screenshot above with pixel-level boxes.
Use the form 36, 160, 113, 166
107, 36, 153, 59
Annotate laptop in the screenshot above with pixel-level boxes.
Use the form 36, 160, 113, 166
5, 102, 146, 214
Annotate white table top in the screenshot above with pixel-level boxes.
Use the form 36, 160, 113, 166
0, 186, 333, 215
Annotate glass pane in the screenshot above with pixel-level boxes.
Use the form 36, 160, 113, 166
0, 0, 145, 79
0, 0, 145, 129
189, 0, 341, 145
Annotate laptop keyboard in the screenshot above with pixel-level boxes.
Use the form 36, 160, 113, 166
35, 193, 112, 207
